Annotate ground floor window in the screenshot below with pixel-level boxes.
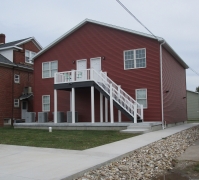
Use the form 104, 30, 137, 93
14, 99, 19, 107
136, 89, 147, 108
42, 95, 50, 111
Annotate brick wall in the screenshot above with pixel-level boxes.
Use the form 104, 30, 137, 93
0, 66, 13, 126
13, 41, 40, 64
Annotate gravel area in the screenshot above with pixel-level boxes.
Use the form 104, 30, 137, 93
75, 125, 199, 180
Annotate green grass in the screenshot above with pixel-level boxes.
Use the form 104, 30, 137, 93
0, 127, 139, 150
194, 162, 199, 172
187, 120, 199, 123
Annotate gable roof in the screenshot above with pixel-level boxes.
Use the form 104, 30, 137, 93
33, 19, 189, 69
0, 37, 42, 51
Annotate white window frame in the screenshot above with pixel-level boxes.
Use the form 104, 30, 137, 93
124, 48, 146, 70
14, 99, 20, 107
25, 50, 36, 64
14, 74, 20, 83
42, 95, 50, 112
136, 89, 148, 109
42, 61, 58, 79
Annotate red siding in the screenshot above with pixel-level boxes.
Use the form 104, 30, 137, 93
34, 23, 162, 122
162, 48, 187, 123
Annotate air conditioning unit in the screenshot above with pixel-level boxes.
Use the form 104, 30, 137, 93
28, 87, 32, 94
23, 86, 32, 94
67, 111, 78, 123
53, 112, 65, 123
25, 112, 36, 123
38, 112, 48, 123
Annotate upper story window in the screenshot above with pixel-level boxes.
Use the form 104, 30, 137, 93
136, 89, 147, 108
124, 48, 146, 70
14, 74, 20, 83
42, 61, 58, 78
25, 50, 36, 64
14, 99, 19, 107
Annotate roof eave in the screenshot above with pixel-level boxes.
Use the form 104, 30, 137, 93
16, 37, 43, 50
159, 40, 189, 69
33, 19, 163, 60
0, 46, 23, 51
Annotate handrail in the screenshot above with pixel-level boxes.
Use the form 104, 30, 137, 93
55, 69, 143, 120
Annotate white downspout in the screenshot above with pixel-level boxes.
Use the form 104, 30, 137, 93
160, 40, 166, 129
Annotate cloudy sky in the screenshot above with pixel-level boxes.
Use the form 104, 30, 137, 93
1, 0, 198, 91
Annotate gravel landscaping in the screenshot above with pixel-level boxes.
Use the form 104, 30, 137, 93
75, 125, 199, 180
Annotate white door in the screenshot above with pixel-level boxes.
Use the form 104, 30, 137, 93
21, 101, 28, 119
90, 57, 101, 73
76, 59, 87, 81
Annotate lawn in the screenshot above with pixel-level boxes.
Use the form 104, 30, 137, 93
0, 127, 139, 150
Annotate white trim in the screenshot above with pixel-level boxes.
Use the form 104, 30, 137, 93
72, 88, 75, 123
14, 99, 20, 107
42, 95, 50, 112
25, 50, 36, 64
105, 98, 108, 122
135, 89, 148, 109
14, 74, 20, 83
0, 46, 22, 51
42, 60, 58, 79
91, 86, 95, 123
100, 93, 103, 123
15, 37, 43, 50
54, 90, 57, 123
124, 48, 146, 70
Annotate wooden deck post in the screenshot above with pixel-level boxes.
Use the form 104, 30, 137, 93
72, 88, 75, 123
91, 86, 95, 123
100, 93, 103, 123
54, 89, 57, 123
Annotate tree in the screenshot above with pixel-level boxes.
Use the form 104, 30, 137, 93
196, 86, 199, 93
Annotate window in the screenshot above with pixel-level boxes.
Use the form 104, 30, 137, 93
124, 48, 146, 69
42, 95, 50, 111
136, 89, 147, 108
25, 50, 36, 64
42, 61, 58, 78
14, 74, 20, 83
14, 99, 19, 107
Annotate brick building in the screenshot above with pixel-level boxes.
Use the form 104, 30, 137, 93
0, 34, 42, 126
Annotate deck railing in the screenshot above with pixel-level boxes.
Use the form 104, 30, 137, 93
55, 69, 143, 121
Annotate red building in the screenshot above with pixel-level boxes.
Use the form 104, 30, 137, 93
33, 19, 188, 127
0, 34, 42, 126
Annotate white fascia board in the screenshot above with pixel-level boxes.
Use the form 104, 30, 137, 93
159, 39, 189, 69
0, 46, 22, 51
33, 19, 163, 60
15, 37, 43, 50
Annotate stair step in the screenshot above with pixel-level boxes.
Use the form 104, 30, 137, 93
120, 128, 150, 134
127, 126, 151, 130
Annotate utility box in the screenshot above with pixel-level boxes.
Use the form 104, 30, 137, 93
53, 112, 65, 123
25, 112, 36, 123
67, 111, 78, 123
38, 112, 48, 123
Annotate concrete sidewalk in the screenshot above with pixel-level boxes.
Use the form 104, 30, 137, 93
0, 123, 198, 180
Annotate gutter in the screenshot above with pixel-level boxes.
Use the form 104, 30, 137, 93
160, 40, 166, 129
0, 46, 23, 51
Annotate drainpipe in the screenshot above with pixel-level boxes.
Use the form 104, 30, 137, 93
160, 40, 166, 129
11, 67, 14, 126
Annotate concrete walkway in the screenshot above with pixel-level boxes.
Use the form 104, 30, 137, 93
0, 123, 198, 180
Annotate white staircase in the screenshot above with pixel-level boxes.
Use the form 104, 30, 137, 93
55, 69, 144, 123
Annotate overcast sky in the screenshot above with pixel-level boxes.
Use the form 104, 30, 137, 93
1, 0, 198, 91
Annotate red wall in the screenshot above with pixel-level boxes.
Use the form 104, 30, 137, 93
34, 23, 162, 122
162, 48, 187, 123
